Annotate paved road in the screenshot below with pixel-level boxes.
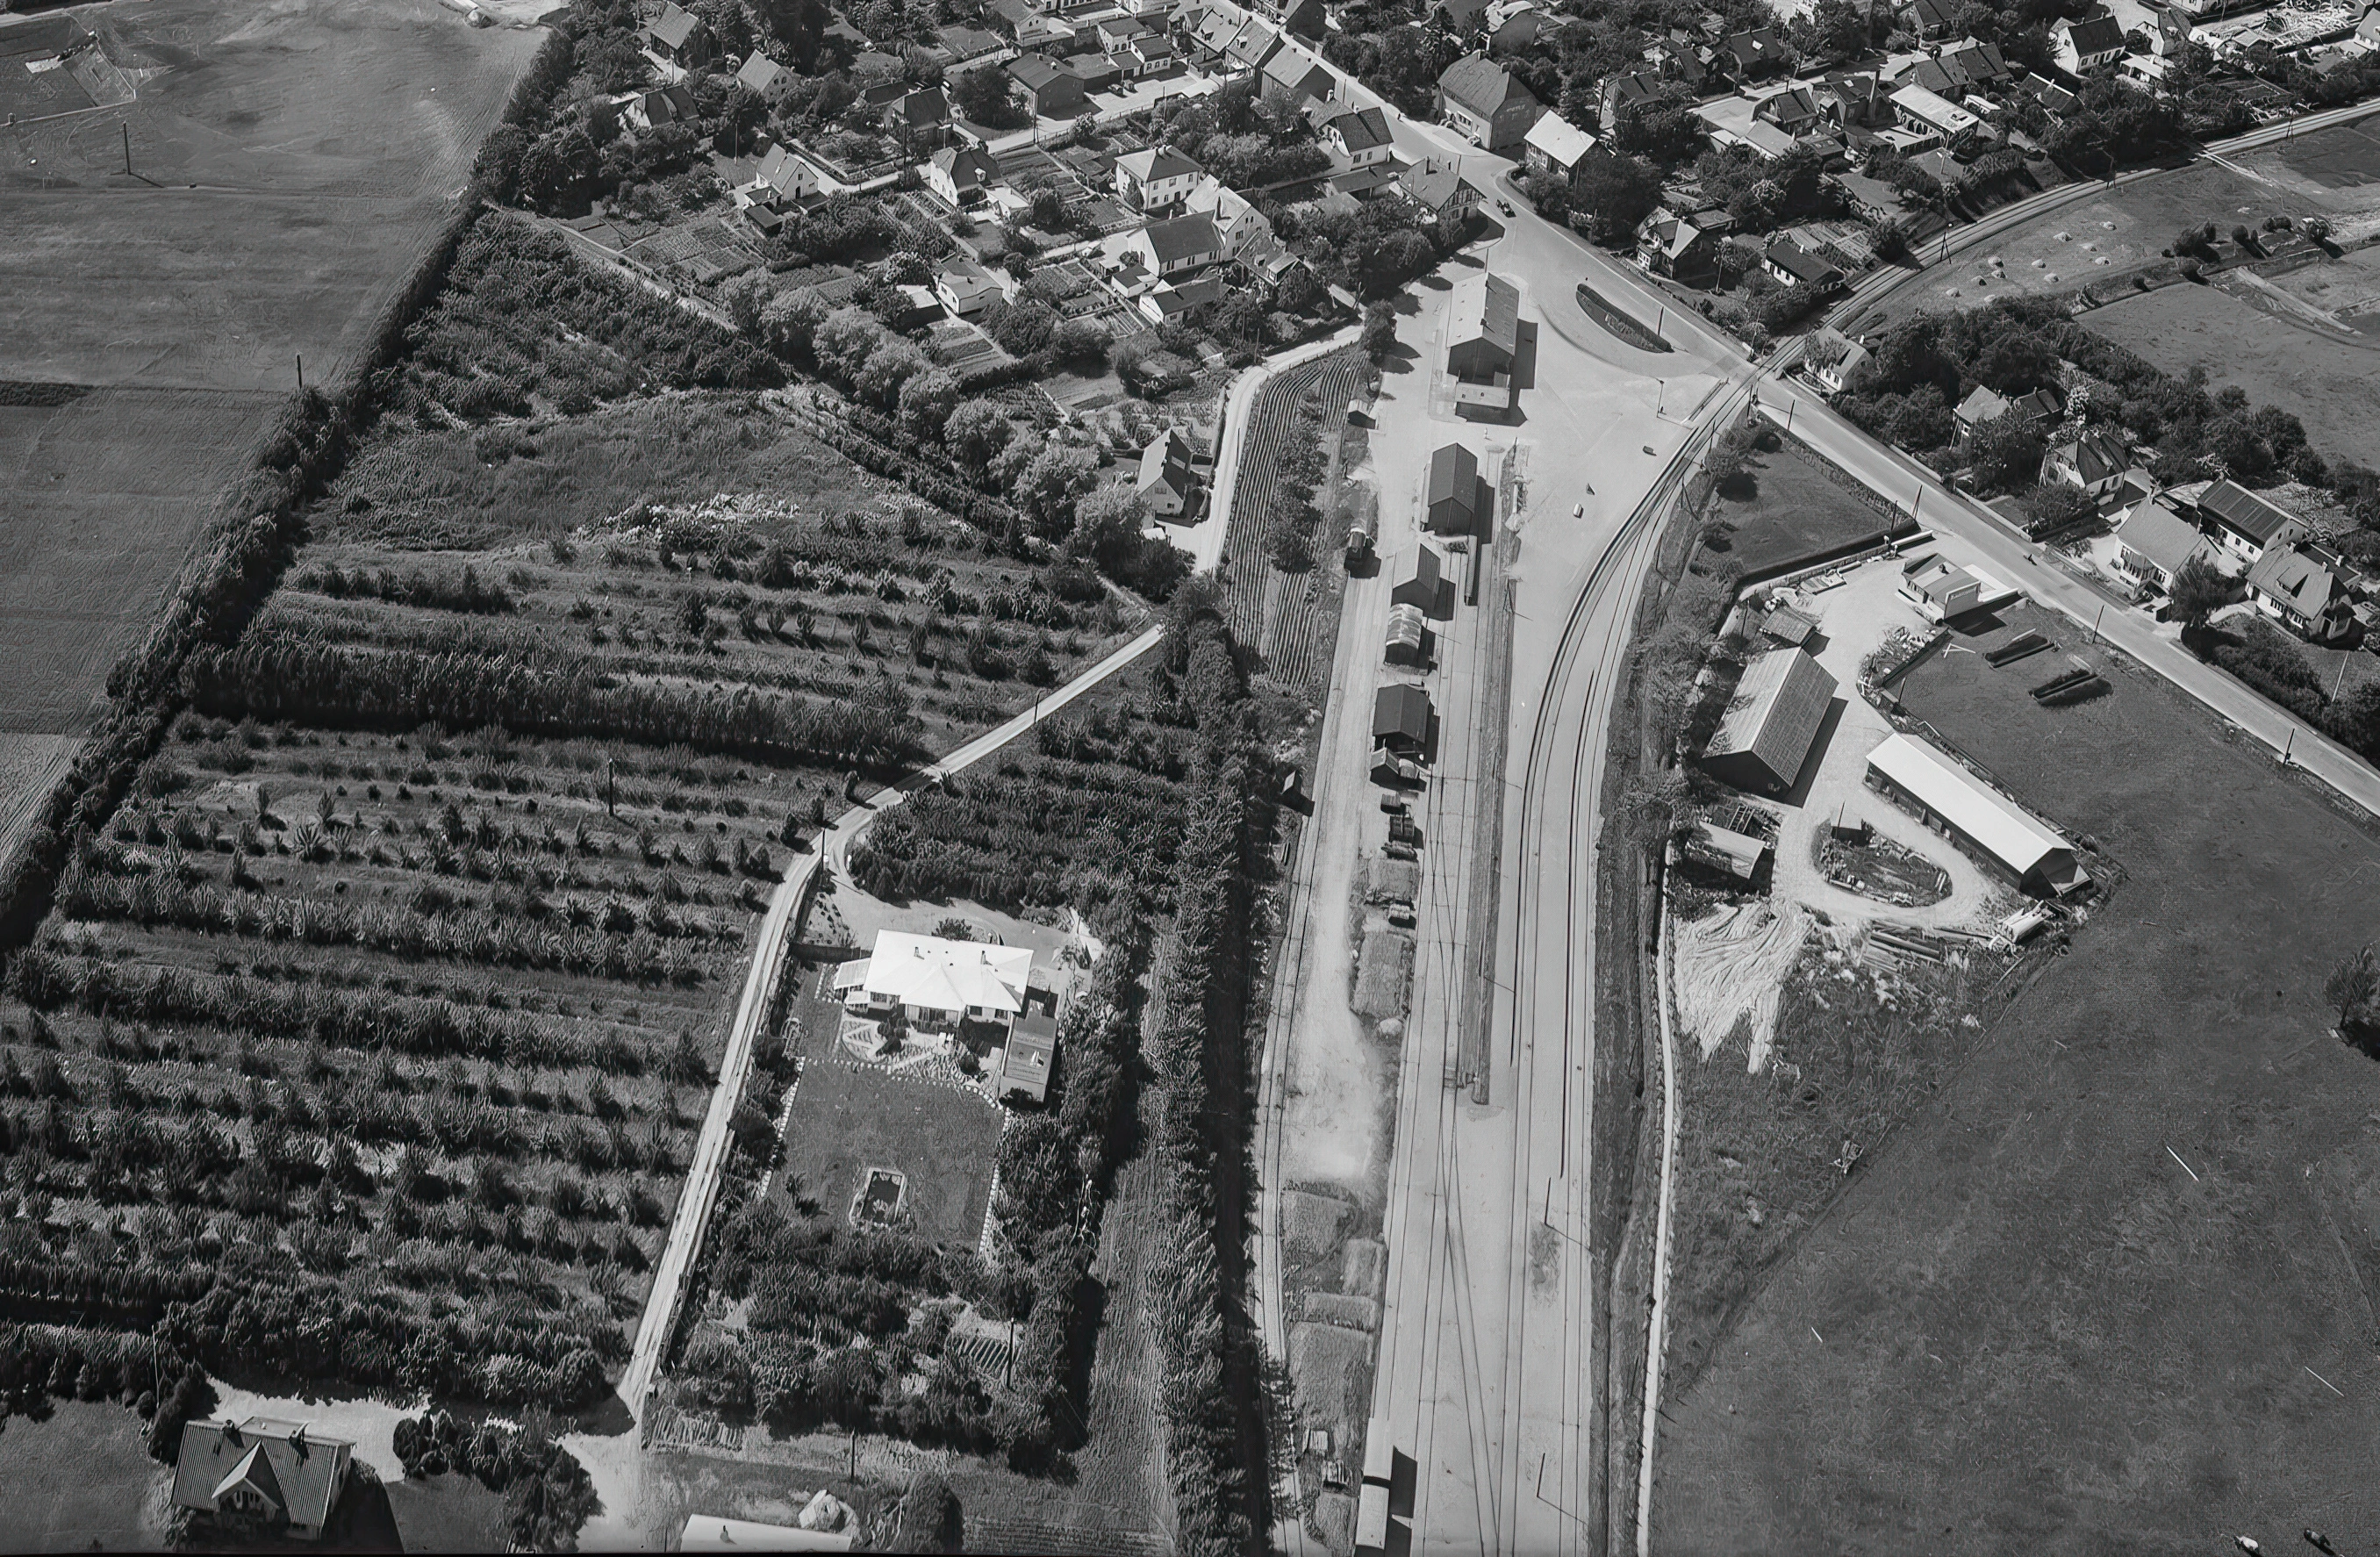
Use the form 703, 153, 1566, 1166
1766, 391, 2380, 818
620, 621, 1165, 1423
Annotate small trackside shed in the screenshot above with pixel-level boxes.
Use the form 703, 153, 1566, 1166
1864, 733, 2089, 895
1699, 647, 1836, 794
1392, 543, 1442, 610
1373, 683, 1432, 754
1425, 444, 1482, 535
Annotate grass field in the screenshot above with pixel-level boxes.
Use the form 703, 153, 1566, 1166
2087, 280, 2380, 468
0, 0, 540, 873
774, 990, 1007, 1249
1654, 631, 2380, 1553
1701, 435, 1897, 578
1876, 116, 2380, 325
0, 1400, 170, 1552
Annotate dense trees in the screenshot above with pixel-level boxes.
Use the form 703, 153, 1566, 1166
1840, 299, 2326, 489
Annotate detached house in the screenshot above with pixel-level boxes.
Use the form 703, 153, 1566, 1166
1637, 207, 1724, 284
2247, 545, 2357, 642
645, 2, 714, 69
1751, 83, 1825, 138
1762, 239, 1845, 292
1600, 70, 1666, 131
735, 146, 821, 230
2039, 427, 2131, 499
1261, 45, 1336, 104
835, 931, 1036, 1034
2056, 13, 2129, 72
1115, 144, 1202, 212
2194, 478, 2299, 563
1523, 111, 1596, 177
925, 144, 1000, 207
736, 52, 793, 100
1399, 156, 1483, 227
1137, 427, 1200, 518
2114, 495, 2221, 592
1123, 212, 1225, 277
1008, 53, 1088, 118
1323, 106, 1396, 167
1436, 52, 1541, 151
1902, 0, 1960, 43
173, 1418, 355, 1543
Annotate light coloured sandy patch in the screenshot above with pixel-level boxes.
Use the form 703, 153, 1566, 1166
1673, 900, 1810, 1073
0, 732, 82, 874
205, 1383, 427, 1479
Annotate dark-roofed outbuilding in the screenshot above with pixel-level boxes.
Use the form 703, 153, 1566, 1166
1373, 683, 1433, 754
1699, 646, 1837, 793
1393, 543, 1443, 610
1426, 444, 1482, 535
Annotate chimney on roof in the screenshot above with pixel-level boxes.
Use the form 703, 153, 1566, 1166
290, 1424, 307, 1454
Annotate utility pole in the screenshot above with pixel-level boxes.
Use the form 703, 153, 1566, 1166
295, 355, 304, 392
121, 124, 130, 176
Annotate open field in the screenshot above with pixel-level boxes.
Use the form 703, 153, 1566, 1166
0, 0, 541, 869
0, 1400, 170, 1552
773, 980, 1007, 1249
1701, 434, 1896, 577
1654, 633, 2380, 1552
1877, 117, 2380, 325
2087, 280, 2380, 468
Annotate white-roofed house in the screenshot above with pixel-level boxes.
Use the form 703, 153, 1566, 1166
1522, 111, 1596, 178
1865, 733, 2089, 895
834, 931, 1036, 1034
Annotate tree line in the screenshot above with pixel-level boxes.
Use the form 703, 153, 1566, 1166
181, 631, 923, 774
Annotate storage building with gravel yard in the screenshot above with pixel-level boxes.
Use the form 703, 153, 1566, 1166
1699, 646, 1837, 794
1864, 733, 2089, 895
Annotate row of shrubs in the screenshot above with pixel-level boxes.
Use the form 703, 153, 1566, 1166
0, 1323, 212, 1462
392, 1408, 601, 1553
6, 948, 637, 1072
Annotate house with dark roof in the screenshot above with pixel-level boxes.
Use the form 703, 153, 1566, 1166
1323, 106, 1396, 166
2247, 545, 2356, 641
1901, 0, 1960, 43
1699, 647, 1838, 794
1373, 683, 1434, 754
645, 2, 714, 68
2193, 478, 2299, 563
1123, 212, 1224, 277
1007, 53, 1088, 117
2056, 13, 2128, 72
173, 1418, 355, 1543
1436, 52, 1541, 150
1600, 69, 1666, 130
1752, 83, 1824, 137
625, 83, 699, 129
1717, 27, 1789, 76
1136, 427, 1200, 517
1637, 207, 1724, 283
1398, 156, 1483, 226
1222, 17, 1286, 75
2018, 70, 2080, 112
1762, 239, 1845, 291
739, 146, 821, 221
1935, 38, 2013, 90
1426, 443, 1483, 534
1953, 382, 2060, 450
1820, 71, 1891, 127
1393, 543, 1444, 612
2040, 427, 2131, 499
